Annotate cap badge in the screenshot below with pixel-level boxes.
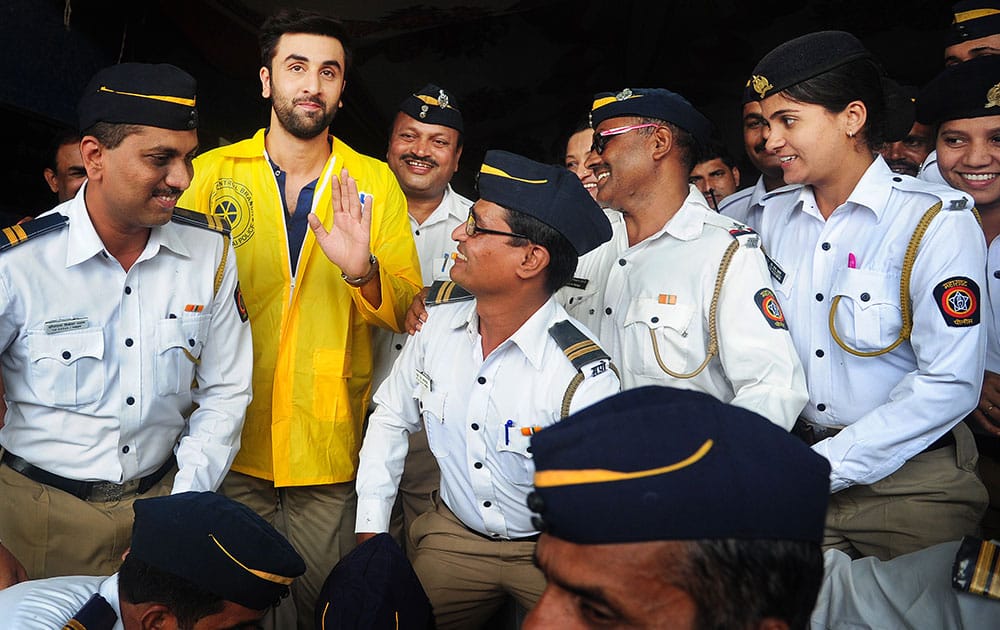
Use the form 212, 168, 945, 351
419, 104, 429, 119
751, 75, 774, 99
615, 88, 633, 101
437, 89, 449, 109
985, 82, 1000, 109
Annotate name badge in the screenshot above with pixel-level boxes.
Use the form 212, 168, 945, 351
415, 369, 433, 391
44, 317, 88, 334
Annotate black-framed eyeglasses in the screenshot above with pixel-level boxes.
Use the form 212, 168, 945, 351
591, 122, 661, 155
465, 211, 531, 240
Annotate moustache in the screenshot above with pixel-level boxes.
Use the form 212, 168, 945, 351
293, 96, 326, 109
152, 187, 183, 197
884, 158, 919, 176
401, 153, 439, 168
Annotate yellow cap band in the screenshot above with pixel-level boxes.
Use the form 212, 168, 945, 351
98, 86, 196, 107
209, 534, 295, 585
479, 163, 547, 184
534, 439, 713, 488
415, 94, 455, 109
591, 93, 645, 111
955, 8, 1000, 23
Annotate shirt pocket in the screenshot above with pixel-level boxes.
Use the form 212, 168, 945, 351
155, 314, 210, 395
496, 422, 537, 487
27, 328, 105, 407
830, 269, 902, 352
414, 385, 449, 458
624, 298, 696, 377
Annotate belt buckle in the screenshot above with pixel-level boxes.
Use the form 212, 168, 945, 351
88, 478, 140, 502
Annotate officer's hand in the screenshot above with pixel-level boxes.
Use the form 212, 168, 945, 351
308, 168, 373, 278
971, 370, 1000, 437
0, 543, 27, 589
405, 287, 430, 335
356, 532, 377, 546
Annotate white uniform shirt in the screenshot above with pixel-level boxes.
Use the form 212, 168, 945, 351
717, 175, 767, 226
0, 186, 253, 492
918, 149, 950, 186
370, 185, 470, 392
0, 574, 120, 630
559, 187, 807, 430
356, 297, 620, 539
986, 237, 1000, 373
754, 157, 985, 492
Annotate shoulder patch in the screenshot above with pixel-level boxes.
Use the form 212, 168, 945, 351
549, 320, 611, 377
426, 280, 473, 307
171, 207, 231, 235
933, 276, 980, 327
0, 213, 68, 253
65, 593, 118, 630
889, 177, 973, 213
952, 536, 1000, 600
754, 288, 788, 330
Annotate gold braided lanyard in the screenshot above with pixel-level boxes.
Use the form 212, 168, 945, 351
650, 239, 741, 379
182, 232, 231, 367
828, 202, 942, 357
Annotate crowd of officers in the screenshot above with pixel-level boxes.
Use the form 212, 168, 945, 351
0, 1, 998, 629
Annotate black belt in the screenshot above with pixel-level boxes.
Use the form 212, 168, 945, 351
792, 419, 955, 453
1, 451, 175, 502
465, 526, 540, 543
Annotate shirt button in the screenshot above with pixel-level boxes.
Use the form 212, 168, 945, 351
477, 376, 486, 385
821, 242, 831, 251
61, 351, 71, 359
589, 309, 595, 315
168, 313, 177, 319
860, 292, 870, 302
815, 349, 824, 357
651, 316, 659, 323
815, 293, 824, 302
124, 286, 132, 295
817, 403, 826, 412
394, 344, 402, 350
483, 501, 492, 508
618, 258, 627, 266
474, 462, 483, 469
605, 307, 612, 315
125, 338, 134, 347
414, 230, 420, 236
126, 396, 135, 406
994, 271, 1000, 279
471, 423, 479, 431
892, 177, 902, 182
122, 445, 130, 454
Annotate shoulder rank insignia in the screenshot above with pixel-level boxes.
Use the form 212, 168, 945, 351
549, 320, 611, 377
425, 280, 473, 307
63, 593, 118, 630
728, 226, 759, 249
171, 207, 231, 235
0, 213, 68, 253
952, 536, 1000, 600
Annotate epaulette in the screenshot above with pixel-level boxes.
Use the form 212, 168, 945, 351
889, 176, 973, 212
171, 207, 231, 234
0, 213, 68, 253
426, 280, 473, 307
63, 593, 118, 630
548, 320, 611, 375
953, 536, 1000, 600
703, 214, 761, 250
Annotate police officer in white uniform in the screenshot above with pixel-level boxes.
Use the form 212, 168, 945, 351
563, 87, 807, 430
0, 63, 252, 586
355, 150, 619, 629
749, 31, 988, 559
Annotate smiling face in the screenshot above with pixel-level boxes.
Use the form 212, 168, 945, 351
742, 101, 782, 180
585, 117, 657, 211
525, 534, 698, 630
387, 111, 462, 203
449, 200, 529, 297
261, 32, 346, 139
936, 115, 1000, 214
761, 93, 856, 187
565, 128, 599, 199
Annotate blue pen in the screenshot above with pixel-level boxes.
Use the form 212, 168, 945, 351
441, 252, 450, 272
504, 419, 514, 445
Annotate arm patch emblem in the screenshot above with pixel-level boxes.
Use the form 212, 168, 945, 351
234, 282, 249, 322
933, 276, 979, 327
754, 288, 788, 330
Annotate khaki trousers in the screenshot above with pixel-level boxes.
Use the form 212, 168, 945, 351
221, 471, 357, 630
388, 429, 440, 557
410, 500, 545, 630
823, 423, 988, 560
0, 460, 174, 579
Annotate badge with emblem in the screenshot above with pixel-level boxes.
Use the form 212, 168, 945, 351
438, 89, 449, 109
985, 82, 1000, 109
419, 104, 429, 119
750, 75, 774, 99
754, 288, 788, 330
933, 276, 980, 327
615, 88, 633, 101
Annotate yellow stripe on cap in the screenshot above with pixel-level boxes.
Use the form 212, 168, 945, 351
534, 439, 713, 488
592, 93, 643, 110
479, 163, 547, 185
98, 86, 196, 107
415, 94, 455, 109
209, 534, 295, 585
955, 8, 1000, 22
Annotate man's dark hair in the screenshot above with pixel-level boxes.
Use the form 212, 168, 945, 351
674, 539, 824, 630
47, 128, 82, 171
118, 553, 228, 628
637, 117, 701, 172
81, 122, 144, 149
694, 141, 738, 170
503, 208, 578, 295
259, 8, 353, 74
781, 57, 887, 151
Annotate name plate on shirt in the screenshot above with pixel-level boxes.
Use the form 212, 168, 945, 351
44, 317, 88, 334
415, 369, 433, 391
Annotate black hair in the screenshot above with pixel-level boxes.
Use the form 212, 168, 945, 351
81, 122, 144, 149
503, 208, 578, 294
675, 539, 824, 630
781, 57, 887, 151
694, 141, 738, 170
47, 128, 82, 171
118, 554, 227, 627
259, 8, 353, 75
636, 117, 701, 172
